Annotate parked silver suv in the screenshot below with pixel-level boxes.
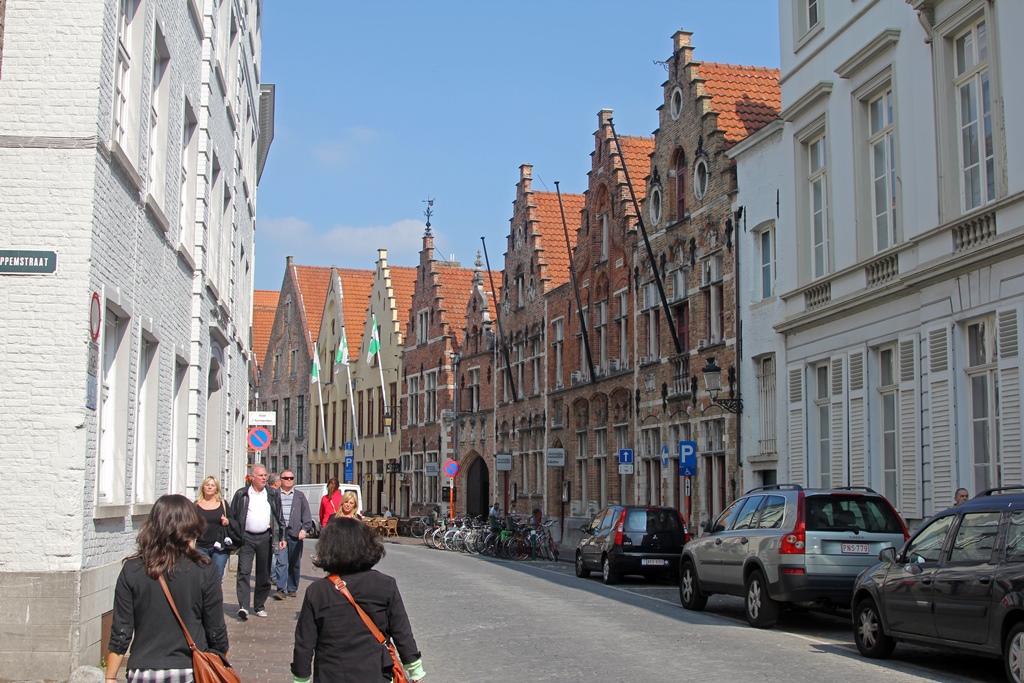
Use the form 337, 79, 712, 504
679, 484, 908, 628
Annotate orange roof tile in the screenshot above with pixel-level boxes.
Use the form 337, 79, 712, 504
292, 264, 333, 356
388, 265, 418, 342
253, 289, 279, 373
435, 265, 477, 346
697, 62, 781, 147
335, 268, 375, 358
617, 136, 656, 200
533, 191, 585, 288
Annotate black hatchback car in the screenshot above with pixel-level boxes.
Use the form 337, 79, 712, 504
851, 487, 1024, 682
575, 506, 689, 584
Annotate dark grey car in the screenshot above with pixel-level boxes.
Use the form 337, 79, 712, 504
575, 506, 689, 584
852, 487, 1024, 683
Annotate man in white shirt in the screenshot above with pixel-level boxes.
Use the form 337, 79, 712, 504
229, 464, 286, 620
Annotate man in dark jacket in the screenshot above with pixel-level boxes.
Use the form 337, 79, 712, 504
273, 469, 313, 600
229, 463, 286, 620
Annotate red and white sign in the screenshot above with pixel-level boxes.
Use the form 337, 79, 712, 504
90, 292, 102, 342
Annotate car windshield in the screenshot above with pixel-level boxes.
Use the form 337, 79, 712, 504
624, 509, 682, 533
804, 495, 903, 534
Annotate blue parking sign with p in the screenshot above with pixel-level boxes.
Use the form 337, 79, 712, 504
679, 441, 697, 476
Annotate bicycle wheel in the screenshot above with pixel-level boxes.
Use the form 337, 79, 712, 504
411, 520, 426, 537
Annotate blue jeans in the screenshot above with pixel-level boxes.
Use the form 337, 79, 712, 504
271, 543, 288, 589
197, 545, 230, 580
276, 536, 304, 593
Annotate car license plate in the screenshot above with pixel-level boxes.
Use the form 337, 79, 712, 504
842, 543, 869, 554
642, 559, 668, 566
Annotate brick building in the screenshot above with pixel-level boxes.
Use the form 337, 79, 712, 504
454, 253, 501, 516
402, 225, 476, 515
493, 165, 585, 519
346, 252, 416, 514
0, 0, 271, 676
638, 31, 780, 528
545, 114, 653, 535
259, 258, 331, 483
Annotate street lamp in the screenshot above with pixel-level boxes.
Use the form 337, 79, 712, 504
702, 356, 743, 414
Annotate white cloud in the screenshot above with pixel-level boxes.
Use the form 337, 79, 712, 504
312, 127, 379, 167
257, 216, 445, 280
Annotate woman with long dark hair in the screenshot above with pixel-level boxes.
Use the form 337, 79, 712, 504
106, 494, 229, 682
291, 516, 425, 683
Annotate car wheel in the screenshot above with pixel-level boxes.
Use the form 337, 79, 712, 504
602, 555, 620, 585
1005, 621, 1024, 683
854, 598, 895, 659
679, 561, 708, 611
575, 551, 591, 578
744, 570, 780, 628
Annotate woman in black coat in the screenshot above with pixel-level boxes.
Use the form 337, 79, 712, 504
106, 494, 229, 682
291, 517, 425, 683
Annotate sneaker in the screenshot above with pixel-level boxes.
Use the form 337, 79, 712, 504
255, 609, 268, 618
287, 591, 297, 597
237, 609, 248, 621
273, 591, 286, 601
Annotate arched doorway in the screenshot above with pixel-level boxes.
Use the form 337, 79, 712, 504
465, 455, 490, 518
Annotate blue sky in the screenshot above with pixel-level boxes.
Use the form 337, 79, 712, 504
254, 0, 780, 290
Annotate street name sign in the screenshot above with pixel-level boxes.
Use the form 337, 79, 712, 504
546, 448, 566, 467
248, 411, 277, 425
495, 453, 512, 471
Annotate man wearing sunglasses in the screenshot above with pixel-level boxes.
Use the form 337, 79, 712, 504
273, 470, 313, 600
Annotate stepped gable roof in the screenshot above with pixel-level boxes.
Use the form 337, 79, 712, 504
616, 136, 656, 200
435, 264, 477, 346
697, 62, 781, 147
388, 265, 418, 340
335, 268, 375, 357
253, 290, 280, 368
292, 265, 333, 356
533, 190, 585, 287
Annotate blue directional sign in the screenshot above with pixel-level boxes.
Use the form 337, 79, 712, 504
618, 449, 634, 464
661, 444, 670, 469
679, 441, 697, 476
344, 443, 354, 484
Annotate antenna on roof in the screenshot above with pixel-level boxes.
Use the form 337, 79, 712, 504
423, 197, 434, 234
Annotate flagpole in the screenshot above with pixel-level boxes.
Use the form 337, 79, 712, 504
346, 360, 359, 447
371, 312, 392, 443
311, 337, 327, 452
337, 326, 359, 447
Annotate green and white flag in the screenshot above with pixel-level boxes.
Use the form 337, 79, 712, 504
335, 329, 350, 369
366, 313, 381, 363
310, 343, 321, 385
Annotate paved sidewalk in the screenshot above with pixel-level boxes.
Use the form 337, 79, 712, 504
225, 537, 418, 681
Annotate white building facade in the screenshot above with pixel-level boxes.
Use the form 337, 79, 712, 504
772, 0, 1023, 526
0, 0, 271, 678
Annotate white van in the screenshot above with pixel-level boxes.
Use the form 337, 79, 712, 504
294, 483, 363, 537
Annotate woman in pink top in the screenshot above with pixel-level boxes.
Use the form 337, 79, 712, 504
319, 478, 341, 529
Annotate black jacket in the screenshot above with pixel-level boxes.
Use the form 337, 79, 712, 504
109, 556, 228, 669
291, 570, 420, 683
229, 484, 286, 545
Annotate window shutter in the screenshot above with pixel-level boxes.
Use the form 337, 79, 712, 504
830, 354, 848, 487
927, 325, 954, 515
898, 334, 921, 519
998, 306, 1022, 486
788, 364, 806, 486
847, 348, 867, 487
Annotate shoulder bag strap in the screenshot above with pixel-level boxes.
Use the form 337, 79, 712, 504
157, 575, 198, 652
327, 574, 386, 645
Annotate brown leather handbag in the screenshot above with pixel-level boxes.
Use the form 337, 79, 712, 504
157, 575, 241, 683
328, 575, 409, 683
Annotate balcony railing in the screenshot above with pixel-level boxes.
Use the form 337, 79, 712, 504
953, 209, 996, 253
805, 281, 831, 310
671, 356, 690, 397
865, 252, 898, 288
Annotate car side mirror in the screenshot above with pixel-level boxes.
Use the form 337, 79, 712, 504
580, 524, 591, 534
878, 547, 896, 563
704, 520, 716, 534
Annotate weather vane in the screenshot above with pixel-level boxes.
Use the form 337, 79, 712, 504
423, 197, 434, 233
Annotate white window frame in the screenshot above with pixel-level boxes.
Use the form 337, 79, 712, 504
966, 316, 1000, 492
868, 87, 898, 252
758, 224, 775, 299
98, 305, 131, 506
808, 131, 830, 279
616, 290, 628, 365
425, 371, 437, 423
417, 309, 429, 345
552, 318, 564, 389
147, 29, 171, 210
758, 355, 777, 456
133, 331, 159, 504
179, 104, 199, 257
878, 345, 898, 505
954, 18, 995, 212
814, 362, 831, 488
